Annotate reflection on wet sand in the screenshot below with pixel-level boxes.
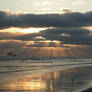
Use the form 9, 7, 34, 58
8, 79, 47, 91
0, 66, 92, 92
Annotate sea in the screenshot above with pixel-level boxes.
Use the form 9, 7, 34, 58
0, 59, 92, 92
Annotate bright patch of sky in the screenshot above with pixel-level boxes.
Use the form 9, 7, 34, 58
0, 0, 92, 13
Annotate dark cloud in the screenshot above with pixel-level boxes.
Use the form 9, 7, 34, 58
40, 28, 92, 45
0, 28, 91, 45
0, 32, 40, 41
1, 10, 92, 29
0, 40, 26, 49
40, 28, 91, 36
0, 27, 92, 45
0, 10, 92, 45
13, 33, 40, 41
0, 32, 23, 40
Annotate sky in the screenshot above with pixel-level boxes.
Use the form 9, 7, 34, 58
0, 0, 92, 58
0, 0, 92, 13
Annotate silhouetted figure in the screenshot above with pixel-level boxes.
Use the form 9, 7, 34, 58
7, 52, 17, 57
71, 79, 75, 84
7, 52, 13, 56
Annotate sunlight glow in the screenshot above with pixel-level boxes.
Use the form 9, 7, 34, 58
6, 79, 46, 91
21, 28, 47, 33
61, 33, 70, 37
33, 36, 46, 40
0, 27, 47, 33
29, 80, 46, 90
83, 26, 92, 35
26, 41, 34, 45
44, 40, 59, 43
83, 26, 92, 31
26, 40, 61, 47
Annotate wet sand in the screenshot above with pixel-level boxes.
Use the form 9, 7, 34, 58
82, 88, 92, 92
0, 64, 92, 92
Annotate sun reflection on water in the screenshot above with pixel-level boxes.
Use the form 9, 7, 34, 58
4, 78, 47, 91
29, 79, 46, 90
0, 71, 60, 91
0, 67, 92, 92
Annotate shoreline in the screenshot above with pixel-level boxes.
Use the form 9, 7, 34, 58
0, 65, 92, 92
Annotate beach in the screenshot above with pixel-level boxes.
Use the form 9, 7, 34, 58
0, 59, 92, 92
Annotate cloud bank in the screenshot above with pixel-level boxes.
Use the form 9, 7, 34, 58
0, 10, 92, 46
0, 28, 92, 45
1, 10, 92, 29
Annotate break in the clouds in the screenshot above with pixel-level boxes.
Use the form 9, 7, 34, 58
1, 10, 92, 29
0, 28, 92, 45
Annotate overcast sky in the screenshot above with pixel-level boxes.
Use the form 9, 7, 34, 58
0, 0, 92, 13
0, 0, 92, 58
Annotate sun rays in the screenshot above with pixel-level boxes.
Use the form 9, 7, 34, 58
26, 40, 61, 47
